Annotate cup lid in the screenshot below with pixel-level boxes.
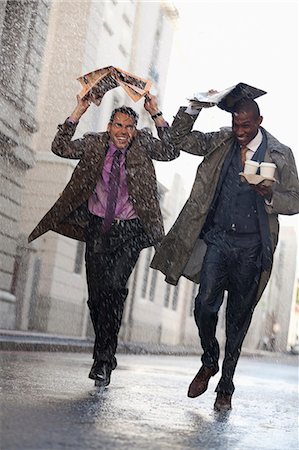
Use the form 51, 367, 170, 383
245, 160, 259, 165
260, 162, 276, 167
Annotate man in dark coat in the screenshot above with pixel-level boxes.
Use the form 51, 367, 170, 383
151, 97, 299, 411
29, 92, 178, 387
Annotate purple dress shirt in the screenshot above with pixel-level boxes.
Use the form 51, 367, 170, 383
88, 143, 138, 220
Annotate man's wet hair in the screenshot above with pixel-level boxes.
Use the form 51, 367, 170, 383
232, 98, 261, 118
109, 106, 139, 125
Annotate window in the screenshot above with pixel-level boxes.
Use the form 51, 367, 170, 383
172, 284, 180, 311
103, 21, 113, 36
141, 248, 153, 297
219, 291, 228, 330
122, 13, 132, 27
74, 242, 85, 274
149, 270, 158, 302
0, 1, 7, 36
148, 15, 163, 84
190, 284, 198, 316
164, 284, 171, 308
118, 43, 128, 57
112, 95, 121, 109
149, 66, 159, 85
0, 1, 29, 93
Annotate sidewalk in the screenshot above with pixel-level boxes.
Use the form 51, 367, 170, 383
0, 329, 296, 363
0, 329, 199, 356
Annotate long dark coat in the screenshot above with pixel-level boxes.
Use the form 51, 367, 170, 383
151, 108, 299, 301
28, 120, 179, 244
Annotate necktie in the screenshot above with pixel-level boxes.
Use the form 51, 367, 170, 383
101, 150, 121, 234
240, 146, 248, 169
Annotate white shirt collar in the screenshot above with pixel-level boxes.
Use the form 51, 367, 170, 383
246, 129, 263, 153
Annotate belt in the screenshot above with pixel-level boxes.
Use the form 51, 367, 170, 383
227, 224, 260, 237
113, 218, 126, 226
226, 230, 261, 239
89, 215, 139, 229
112, 218, 139, 225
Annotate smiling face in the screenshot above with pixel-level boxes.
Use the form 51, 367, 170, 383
107, 112, 137, 150
232, 110, 263, 147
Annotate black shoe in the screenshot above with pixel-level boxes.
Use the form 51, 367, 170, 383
187, 365, 218, 398
214, 393, 232, 411
89, 361, 112, 387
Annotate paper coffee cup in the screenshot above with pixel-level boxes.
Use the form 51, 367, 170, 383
260, 162, 276, 178
244, 160, 259, 175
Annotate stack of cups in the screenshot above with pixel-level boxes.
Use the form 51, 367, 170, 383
244, 160, 276, 178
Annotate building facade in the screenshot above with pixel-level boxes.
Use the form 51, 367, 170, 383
0, 0, 51, 329
244, 226, 298, 352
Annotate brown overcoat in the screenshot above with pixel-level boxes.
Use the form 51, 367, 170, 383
28, 120, 179, 244
151, 108, 299, 301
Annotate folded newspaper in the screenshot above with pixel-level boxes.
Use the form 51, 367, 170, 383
189, 82, 267, 112
77, 66, 152, 105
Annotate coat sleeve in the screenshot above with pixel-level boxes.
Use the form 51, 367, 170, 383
137, 128, 180, 161
51, 120, 89, 159
266, 147, 299, 215
166, 107, 217, 157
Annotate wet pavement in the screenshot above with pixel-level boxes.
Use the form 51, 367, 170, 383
0, 352, 298, 449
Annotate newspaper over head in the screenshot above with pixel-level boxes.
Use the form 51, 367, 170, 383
77, 66, 152, 106
189, 82, 267, 112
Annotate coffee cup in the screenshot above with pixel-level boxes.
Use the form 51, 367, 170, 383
260, 162, 276, 178
243, 160, 259, 175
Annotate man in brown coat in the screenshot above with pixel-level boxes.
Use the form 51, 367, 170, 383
29, 93, 178, 387
151, 96, 299, 411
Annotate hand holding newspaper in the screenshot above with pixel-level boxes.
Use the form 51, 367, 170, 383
77, 66, 152, 106
189, 82, 267, 112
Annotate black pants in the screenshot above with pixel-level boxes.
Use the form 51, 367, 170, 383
194, 230, 262, 395
85, 216, 149, 370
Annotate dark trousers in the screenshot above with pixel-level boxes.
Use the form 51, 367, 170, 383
85, 216, 149, 370
194, 231, 262, 394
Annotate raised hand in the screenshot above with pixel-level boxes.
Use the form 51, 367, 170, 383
144, 93, 160, 116
69, 94, 92, 122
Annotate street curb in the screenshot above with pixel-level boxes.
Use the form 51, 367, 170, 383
0, 330, 200, 355
0, 330, 295, 361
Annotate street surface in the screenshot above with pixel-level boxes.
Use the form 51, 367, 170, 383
0, 351, 298, 450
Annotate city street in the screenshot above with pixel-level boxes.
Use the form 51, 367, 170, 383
0, 351, 298, 450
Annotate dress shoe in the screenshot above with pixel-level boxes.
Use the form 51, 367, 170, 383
187, 365, 218, 398
89, 361, 112, 387
214, 393, 232, 411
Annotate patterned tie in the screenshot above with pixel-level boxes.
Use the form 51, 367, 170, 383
101, 149, 122, 234
240, 146, 248, 169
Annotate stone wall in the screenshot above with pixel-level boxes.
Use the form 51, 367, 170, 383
0, 0, 51, 328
